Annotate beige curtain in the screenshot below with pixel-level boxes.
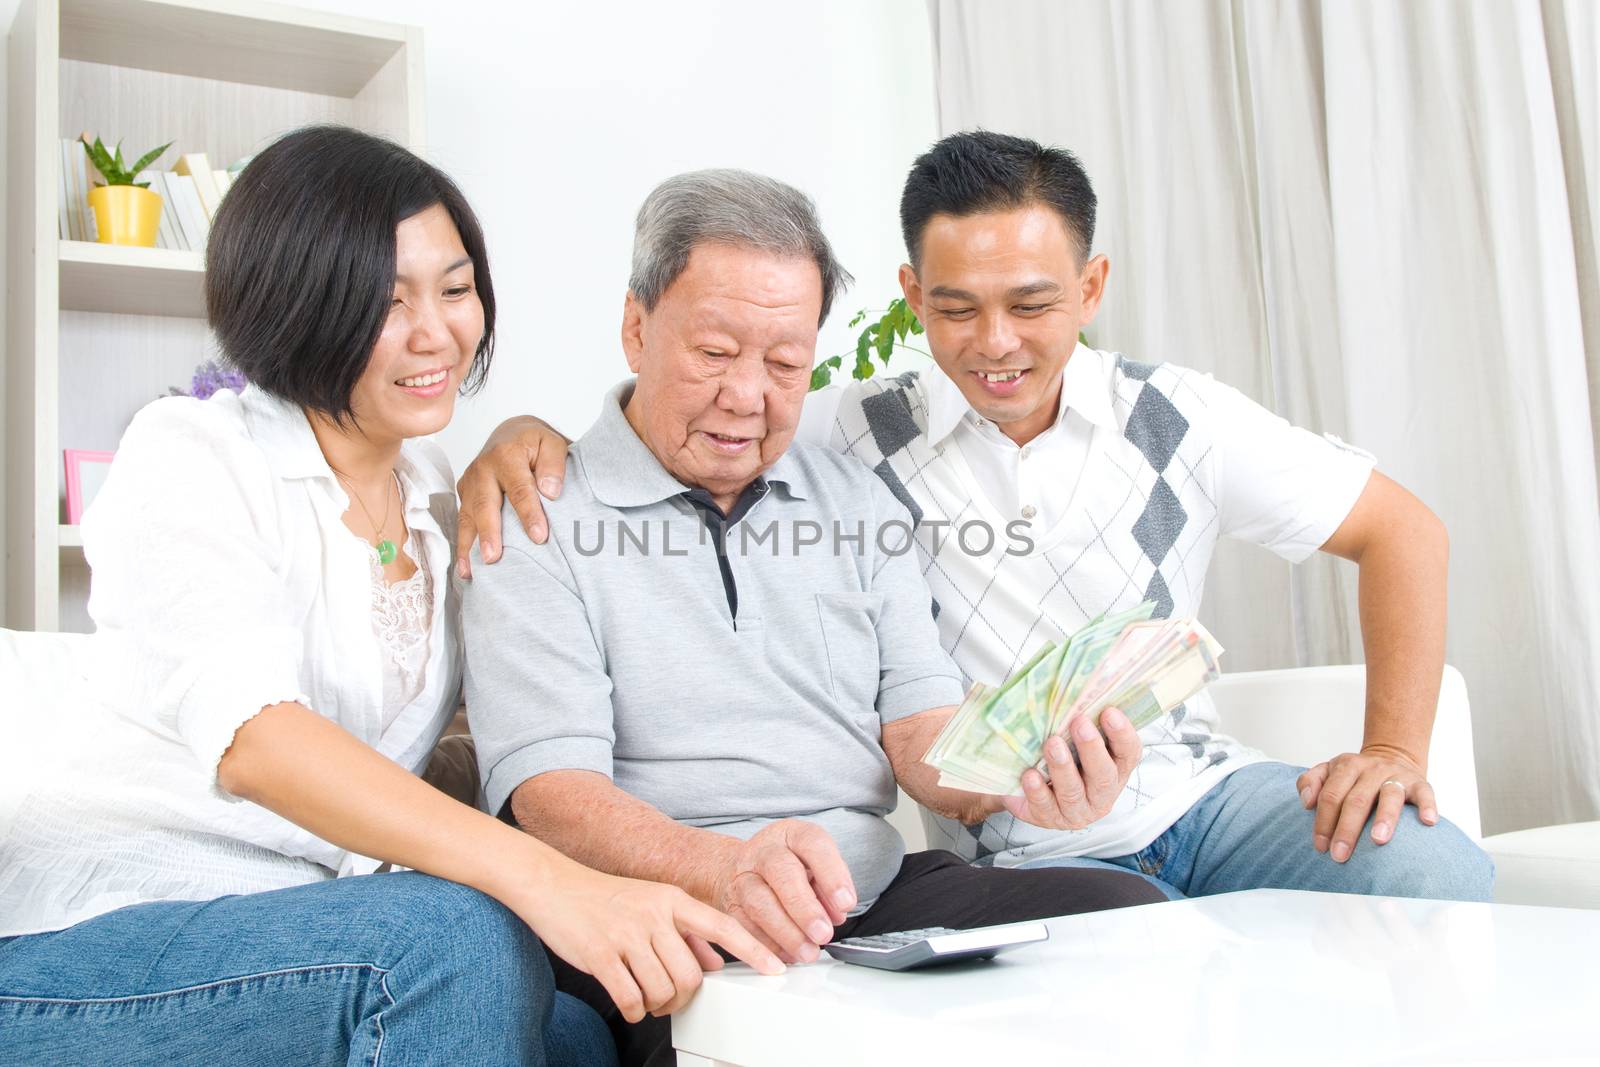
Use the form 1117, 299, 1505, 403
929, 0, 1600, 835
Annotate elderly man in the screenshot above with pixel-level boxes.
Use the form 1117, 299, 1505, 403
461, 170, 1166, 1066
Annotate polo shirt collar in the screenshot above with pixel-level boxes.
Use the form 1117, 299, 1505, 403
579, 379, 808, 509
923, 342, 1117, 446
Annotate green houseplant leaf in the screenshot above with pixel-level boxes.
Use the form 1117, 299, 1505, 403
128, 142, 173, 180
80, 135, 172, 186
812, 298, 927, 391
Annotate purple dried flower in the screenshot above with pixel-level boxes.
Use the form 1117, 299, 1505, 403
184, 361, 248, 400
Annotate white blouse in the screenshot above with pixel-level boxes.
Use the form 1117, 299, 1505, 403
0, 386, 462, 937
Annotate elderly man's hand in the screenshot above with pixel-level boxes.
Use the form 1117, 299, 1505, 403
1000, 707, 1142, 830
1297, 746, 1439, 862
710, 820, 857, 965
455, 415, 570, 579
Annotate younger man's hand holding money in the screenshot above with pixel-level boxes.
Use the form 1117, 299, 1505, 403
999, 706, 1143, 829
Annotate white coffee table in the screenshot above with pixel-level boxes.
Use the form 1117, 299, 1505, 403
672, 889, 1600, 1066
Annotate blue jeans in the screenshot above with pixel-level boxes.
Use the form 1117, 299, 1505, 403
0, 871, 617, 1067
1021, 761, 1494, 902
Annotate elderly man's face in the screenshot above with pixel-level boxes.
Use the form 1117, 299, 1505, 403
621, 242, 822, 510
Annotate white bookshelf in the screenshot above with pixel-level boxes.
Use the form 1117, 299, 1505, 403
6, 0, 426, 631
59, 240, 205, 316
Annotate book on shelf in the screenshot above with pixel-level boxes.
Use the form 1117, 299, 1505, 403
144, 172, 182, 251
76, 142, 99, 242
56, 140, 73, 240
176, 153, 223, 220
165, 173, 209, 251
58, 138, 98, 242
213, 169, 233, 197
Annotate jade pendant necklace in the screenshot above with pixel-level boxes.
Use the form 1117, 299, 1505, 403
338, 469, 401, 565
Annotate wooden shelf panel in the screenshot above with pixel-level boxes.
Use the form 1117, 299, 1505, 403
60, 0, 408, 97
58, 240, 205, 318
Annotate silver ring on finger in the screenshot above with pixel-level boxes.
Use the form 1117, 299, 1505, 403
1380, 779, 1406, 791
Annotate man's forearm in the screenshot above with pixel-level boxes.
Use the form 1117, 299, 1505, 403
509, 769, 739, 904
882, 708, 1005, 825
900, 753, 1007, 825
1351, 496, 1449, 768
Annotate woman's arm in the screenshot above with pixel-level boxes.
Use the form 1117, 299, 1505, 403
219, 701, 783, 1021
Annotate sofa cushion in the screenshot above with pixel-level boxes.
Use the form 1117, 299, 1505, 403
1481, 822, 1600, 909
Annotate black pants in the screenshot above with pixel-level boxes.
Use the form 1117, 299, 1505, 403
549, 849, 1167, 1067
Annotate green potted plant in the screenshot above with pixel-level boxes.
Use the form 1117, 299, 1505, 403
80, 134, 172, 248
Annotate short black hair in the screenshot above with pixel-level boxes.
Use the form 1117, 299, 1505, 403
206, 125, 495, 419
900, 130, 1097, 268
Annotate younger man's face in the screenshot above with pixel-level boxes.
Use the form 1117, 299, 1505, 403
900, 204, 1107, 445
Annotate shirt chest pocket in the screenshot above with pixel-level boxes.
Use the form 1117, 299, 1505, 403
814, 591, 884, 717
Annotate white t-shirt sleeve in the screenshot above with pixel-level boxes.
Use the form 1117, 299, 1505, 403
795, 383, 845, 449
1200, 375, 1377, 562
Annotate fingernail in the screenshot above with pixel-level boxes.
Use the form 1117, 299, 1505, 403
1332, 841, 1351, 862
1313, 835, 1329, 852
1073, 718, 1095, 742
483, 541, 498, 561
539, 477, 562, 497
456, 560, 469, 580
1373, 822, 1391, 843
833, 888, 855, 910
808, 921, 832, 943
798, 943, 819, 963
1299, 787, 1313, 808
764, 958, 786, 975
531, 525, 546, 544
1102, 707, 1126, 729
1048, 736, 1069, 761
1423, 810, 1439, 825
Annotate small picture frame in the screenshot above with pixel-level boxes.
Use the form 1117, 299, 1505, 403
64, 449, 116, 525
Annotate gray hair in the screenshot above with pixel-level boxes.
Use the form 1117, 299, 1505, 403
628, 169, 852, 325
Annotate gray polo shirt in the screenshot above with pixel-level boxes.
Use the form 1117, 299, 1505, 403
462, 380, 965, 907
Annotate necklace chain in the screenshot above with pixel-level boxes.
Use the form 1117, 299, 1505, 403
336, 469, 401, 562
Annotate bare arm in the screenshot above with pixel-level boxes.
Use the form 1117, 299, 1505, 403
882, 704, 1143, 830
512, 770, 857, 965
221, 702, 556, 891
219, 702, 781, 1019
1299, 470, 1450, 859
881, 708, 1004, 824
1324, 470, 1448, 768
511, 769, 743, 905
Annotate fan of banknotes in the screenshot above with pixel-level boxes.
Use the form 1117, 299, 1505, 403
924, 602, 1225, 795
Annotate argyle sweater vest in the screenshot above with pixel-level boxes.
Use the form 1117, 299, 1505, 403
828, 357, 1261, 863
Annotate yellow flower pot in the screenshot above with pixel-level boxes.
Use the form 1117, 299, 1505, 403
87, 184, 162, 248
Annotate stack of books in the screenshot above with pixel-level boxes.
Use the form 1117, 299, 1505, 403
58, 143, 240, 251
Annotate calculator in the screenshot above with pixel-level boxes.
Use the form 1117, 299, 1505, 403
823, 922, 1049, 971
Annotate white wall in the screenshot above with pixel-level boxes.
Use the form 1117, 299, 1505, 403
301, 0, 939, 468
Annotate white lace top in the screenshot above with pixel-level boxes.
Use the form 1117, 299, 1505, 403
367, 528, 433, 728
